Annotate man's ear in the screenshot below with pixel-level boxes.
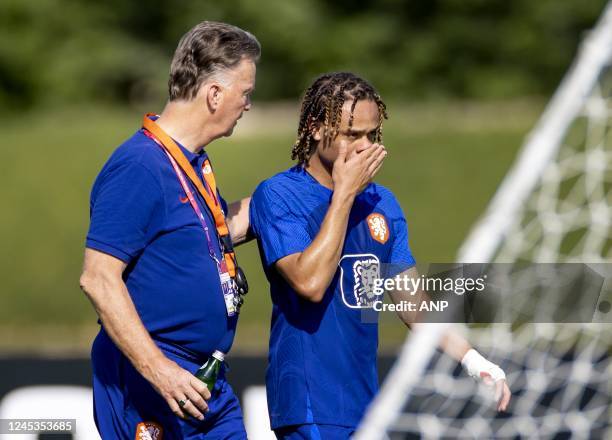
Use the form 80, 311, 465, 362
206, 84, 222, 112
311, 122, 323, 141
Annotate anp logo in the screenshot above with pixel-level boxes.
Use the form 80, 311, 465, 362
367, 213, 389, 244
339, 254, 382, 308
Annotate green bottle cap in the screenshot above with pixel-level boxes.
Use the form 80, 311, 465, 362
212, 350, 225, 362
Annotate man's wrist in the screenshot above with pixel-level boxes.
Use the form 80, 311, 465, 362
135, 349, 170, 378
461, 348, 506, 381
331, 187, 357, 204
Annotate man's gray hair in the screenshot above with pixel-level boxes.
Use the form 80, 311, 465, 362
168, 21, 261, 101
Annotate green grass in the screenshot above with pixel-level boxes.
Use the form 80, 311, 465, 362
0, 100, 543, 353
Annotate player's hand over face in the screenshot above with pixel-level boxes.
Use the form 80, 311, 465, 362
332, 143, 386, 197
147, 357, 211, 421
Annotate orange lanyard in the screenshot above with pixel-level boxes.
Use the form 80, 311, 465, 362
142, 114, 237, 277
201, 159, 219, 206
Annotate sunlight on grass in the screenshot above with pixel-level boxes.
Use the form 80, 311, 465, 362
0, 100, 542, 353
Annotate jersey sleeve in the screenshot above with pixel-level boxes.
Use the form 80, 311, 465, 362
250, 182, 311, 267
86, 161, 165, 263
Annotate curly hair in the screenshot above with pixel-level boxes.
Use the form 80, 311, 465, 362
291, 72, 387, 165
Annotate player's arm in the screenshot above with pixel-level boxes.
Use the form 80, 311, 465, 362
388, 267, 511, 411
227, 197, 252, 246
275, 144, 386, 302
80, 248, 211, 420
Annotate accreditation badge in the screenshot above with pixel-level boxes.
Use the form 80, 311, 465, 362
219, 261, 237, 317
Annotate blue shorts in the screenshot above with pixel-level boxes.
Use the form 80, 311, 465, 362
91, 329, 247, 439
273, 424, 355, 440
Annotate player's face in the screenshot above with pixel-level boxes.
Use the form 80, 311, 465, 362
316, 99, 380, 166
215, 58, 256, 137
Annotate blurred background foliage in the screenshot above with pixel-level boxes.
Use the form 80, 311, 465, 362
0, 0, 607, 111
0, 0, 608, 353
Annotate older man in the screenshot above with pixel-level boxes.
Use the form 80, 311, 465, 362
80, 22, 259, 439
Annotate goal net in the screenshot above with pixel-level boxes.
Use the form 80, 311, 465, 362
356, 2, 612, 439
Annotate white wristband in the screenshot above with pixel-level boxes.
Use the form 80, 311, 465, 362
461, 349, 506, 382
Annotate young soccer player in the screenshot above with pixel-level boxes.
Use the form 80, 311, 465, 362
249, 72, 511, 439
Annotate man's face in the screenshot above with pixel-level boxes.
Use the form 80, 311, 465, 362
315, 99, 380, 166
213, 58, 256, 137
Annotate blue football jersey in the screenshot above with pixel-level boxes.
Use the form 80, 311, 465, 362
87, 129, 236, 359
250, 165, 415, 429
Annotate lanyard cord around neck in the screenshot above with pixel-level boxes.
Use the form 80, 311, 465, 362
142, 114, 237, 276
149, 136, 219, 264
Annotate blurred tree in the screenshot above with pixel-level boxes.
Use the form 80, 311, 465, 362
0, 0, 607, 111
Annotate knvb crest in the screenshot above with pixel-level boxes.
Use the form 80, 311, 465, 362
339, 254, 382, 308
135, 421, 163, 440
367, 213, 389, 244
